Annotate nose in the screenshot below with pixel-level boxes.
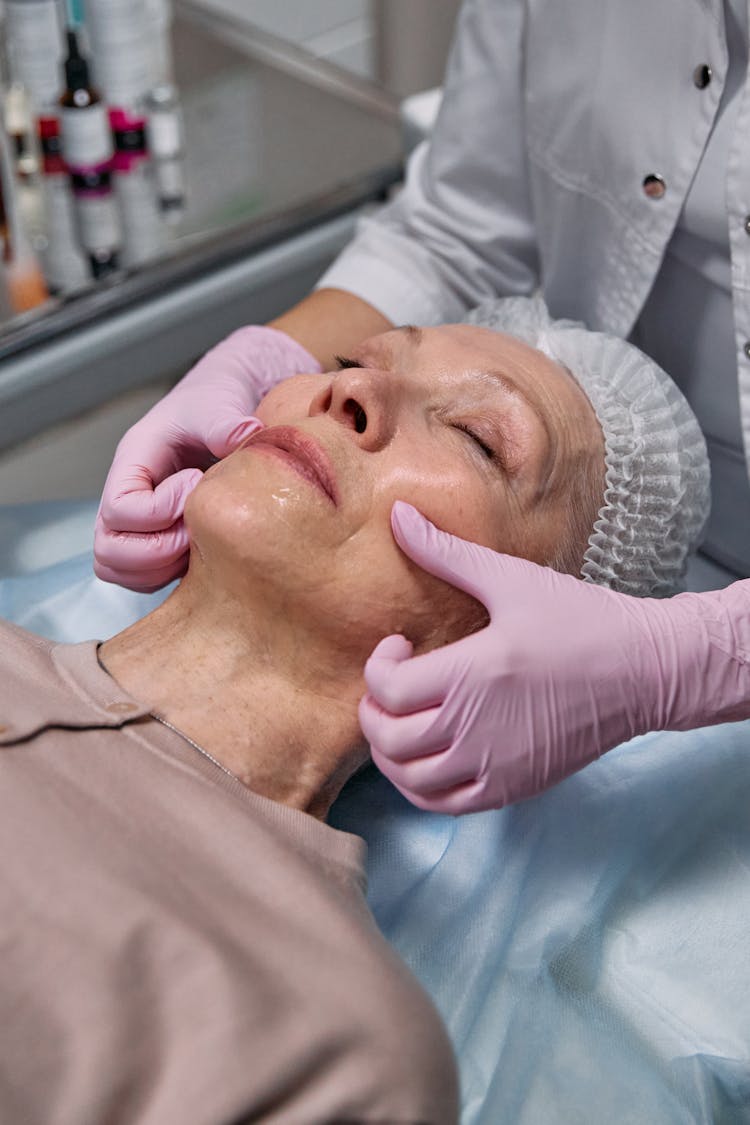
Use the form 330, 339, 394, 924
309, 367, 396, 452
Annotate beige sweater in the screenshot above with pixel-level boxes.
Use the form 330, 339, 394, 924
0, 620, 459, 1125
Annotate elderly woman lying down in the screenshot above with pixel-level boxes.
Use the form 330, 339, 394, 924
0, 298, 708, 1125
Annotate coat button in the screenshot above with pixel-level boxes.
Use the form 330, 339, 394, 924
744, 215, 750, 235
106, 701, 138, 714
744, 342, 750, 361
693, 63, 712, 89
643, 174, 666, 199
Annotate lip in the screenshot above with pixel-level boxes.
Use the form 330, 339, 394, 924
243, 426, 339, 505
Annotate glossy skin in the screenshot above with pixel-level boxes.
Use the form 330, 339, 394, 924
185, 323, 603, 658
101, 323, 605, 819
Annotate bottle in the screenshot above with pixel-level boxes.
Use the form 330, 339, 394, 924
59, 31, 120, 280
145, 0, 174, 90
83, 0, 151, 151
4, 82, 36, 178
70, 182, 121, 279
4, 0, 65, 166
38, 160, 90, 295
0, 116, 49, 311
4, 0, 65, 112
58, 29, 113, 174
144, 83, 182, 161
113, 148, 164, 268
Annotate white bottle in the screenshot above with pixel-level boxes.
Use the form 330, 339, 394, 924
58, 29, 113, 172
39, 170, 90, 294
83, 0, 152, 125
144, 83, 182, 160
72, 186, 121, 278
4, 0, 65, 114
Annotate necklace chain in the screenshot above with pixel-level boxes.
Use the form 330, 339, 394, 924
94, 648, 236, 782
150, 712, 238, 782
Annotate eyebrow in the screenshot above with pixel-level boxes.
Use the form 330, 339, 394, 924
354, 324, 422, 369
469, 366, 557, 494
487, 367, 555, 466
397, 324, 423, 346
397, 326, 550, 454
365, 326, 557, 493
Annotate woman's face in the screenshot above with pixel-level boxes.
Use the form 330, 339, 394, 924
185, 324, 602, 655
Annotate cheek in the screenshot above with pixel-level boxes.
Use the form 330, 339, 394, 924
373, 447, 503, 553
354, 453, 500, 645
332, 516, 486, 652
255, 375, 326, 425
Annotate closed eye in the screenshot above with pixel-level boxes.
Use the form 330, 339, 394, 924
335, 355, 361, 370
453, 423, 497, 462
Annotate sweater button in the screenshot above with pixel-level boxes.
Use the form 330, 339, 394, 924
693, 63, 712, 89
744, 215, 750, 235
643, 174, 666, 199
744, 342, 750, 361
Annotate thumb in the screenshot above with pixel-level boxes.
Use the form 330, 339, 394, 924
391, 500, 513, 615
101, 466, 204, 532
364, 633, 414, 686
204, 415, 264, 460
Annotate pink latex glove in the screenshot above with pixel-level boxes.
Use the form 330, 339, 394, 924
359, 501, 750, 814
95, 326, 321, 591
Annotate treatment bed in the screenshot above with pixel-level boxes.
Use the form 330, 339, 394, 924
1, 499, 748, 1124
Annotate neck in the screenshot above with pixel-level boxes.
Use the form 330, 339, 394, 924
98, 576, 369, 821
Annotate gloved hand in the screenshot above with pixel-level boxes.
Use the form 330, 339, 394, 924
94, 326, 321, 591
359, 501, 750, 814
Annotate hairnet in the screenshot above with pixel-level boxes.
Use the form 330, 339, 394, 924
463, 295, 711, 597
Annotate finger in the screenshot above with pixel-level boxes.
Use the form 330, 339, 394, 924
402, 777, 491, 816
204, 415, 264, 460
391, 500, 528, 615
363, 631, 469, 715
367, 633, 414, 665
370, 741, 477, 795
93, 558, 188, 592
377, 760, 492, 814
93, 547, 189, 592
93, 548, 188, 590
99, 468, 203, 533
94, 513, 190, 569
358, 693, 448, 762
94, 519, 190, 578
107, 424, 201, 493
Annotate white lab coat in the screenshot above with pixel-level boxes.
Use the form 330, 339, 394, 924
320, 0, 750, 570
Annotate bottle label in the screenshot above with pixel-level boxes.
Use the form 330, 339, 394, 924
61, 104, 114, 170
109, 109, 148, 153
73, 191, 121, 255
6, 0, 64, 108
146, 108, 182, 159
71, 168, 112, 193
38, 116, 63, 165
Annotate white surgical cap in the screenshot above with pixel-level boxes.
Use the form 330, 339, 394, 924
463, 295, 711, 597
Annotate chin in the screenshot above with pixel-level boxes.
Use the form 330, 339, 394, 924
184, 470, 326, 587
